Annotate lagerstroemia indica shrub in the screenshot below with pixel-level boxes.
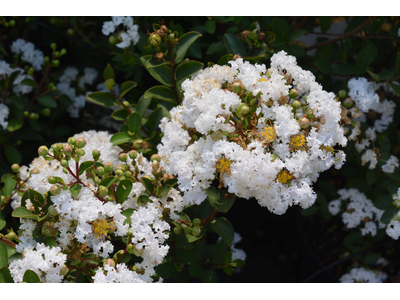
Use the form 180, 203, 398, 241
1, 16, 400, 283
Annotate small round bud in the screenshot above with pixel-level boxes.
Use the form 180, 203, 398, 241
247, 32, 259, 40
148, 33, 162, 47
48, 176, 57, 184
60, 159, 68, 168
62, 145, 72, 155
133, 139, 143, 149
109, 35, 118, 44
44, 56, 50, 63
299, 117, 310, 129
232, 81, 243, 94
291, 100, 301, 110
271, 153, 279, 162
278, 95, 289, 105
6, 232, 17, 241
31, 168, 40, 174
75, 149, 85, 157
41, 108, 51, 116
96, 166, 104, 175
30, 112, 39, 119
351, 120, 360, 129
92, 149, 100, 160
125, 171, 132, 178
115, 169, 123, 177
115, 164, 124, 171
150, 154, 161, 162
128, 150, 138, 160
11, 164, 20, 173
9, 20, 16, 27
27, 68, 34, 76
191, 226, 201, 236
50, 185, 61, 195
168, 33, 175, 41
67, 28, 74, 35
98, 185, 108, 197
23, 111, 30, 117
236, 103, 250, 117
307, 109, 315, 120
54, 51, 60, 58
338, 90, 347, 99
93, 176, 100, 185
38, 145, 49, 156
75, 137, 86, 149
62, 168, 68, 175
183, 225, 191, 234
192, 218, 201, 227
104, 162, 113, 173
59, 265, 69, 277
342, 97, 354, 109
48, 205, 58, 216
174, 226, 181, 234
60, 48, 67, 56
119, 153, 128, 162
52, 60, 60, 67
289, 89, 299, 99
104, 259, 115, 268
67, 137, 76, 145
50, 43, 57, 51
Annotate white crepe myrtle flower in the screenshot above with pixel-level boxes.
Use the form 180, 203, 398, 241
348, 77, 379, 113
9, 243, 67, 283
382, 155, 399, 173
11, 38, 44, 71
0, 102, 9, 130
340, 267, 387, 283
93, 263, 145, 283
158, 51, 347, 214
361, 149, 378, 169
102, 16, 140, 49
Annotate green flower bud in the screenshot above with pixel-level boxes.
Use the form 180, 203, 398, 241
50, 185, 61, 195
41, 108, 51, 116
4, 22, 9, 27
289, 88, 299, 99
59, 265, 69, 277
67, 137, 76, 145
299, 117, 310, 129
168, 33, 175, 41
247, 32, 259, 40
11, 164, 20, 173
62, 145, 72, 155
115, 164, 124, 171
31, 168, 40, 174
54, 51, 60, 58
60, 159, 68, 168
150, 154, 161, 163
48, 205, 58, 216
128, 150, 138, 160
96, 166, 104, 175
44, 56, 50, 64
104, 162, 113, 173
183, 225, 191, 234
6, 232, 17, 241
67, 28, 74, 35
191, 226, 201, 236
148, 33, 162, 47
122, 101, 130, 108
292, 100, 301, 110
98, 185, 108, 197
115, 169, 123, 177
173, 226, 181, 234
9, 20, 16, 27
60, 48, 67, 56
125, 171, 132, 178
63, 168, 68, 175
119, 153, 128, 162
48, 176, 57, 184
338, 90, 347, 99
192, 218, 201, 227
27, 68, 34, 76
75, 137, 86, 148
23, 111, 30, 117
192, 134, 199, 141
232, 81, 243, 94
50, 43, 57, 51
30, 112, 39, 119
307, 109, 315, 120
109, 35, 118, 44
38, 145, 49, 156
342, 97, 354, 109
104, 259, 115, 268
133, 139, 143, 149
236, 103, 250, 118
92, 149, 100, 160
75, 149, 85, 157
278, 95, 289, 105
52, 60, 60, 67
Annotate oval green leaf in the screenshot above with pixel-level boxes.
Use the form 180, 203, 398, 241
1, 174, 17, 199
140, 55, 173, 87
37, 95, 57, 108
86, 92, 118, 107
0, 241, 8, 269
380, 207, 398, 225
23, 270, 40, 283
103, 63, 115, 81
223, 33, 245, 57
69, 184, 82, 198
4, 145, 21, 164
111, 109, 130, 121
110, 132, 133, 145
12, 206, 39, 221
144, 86, 175, 103
205, 20, 216, 34
127, 112, 141, 136
147, 107, 164, 133
120, 81, 137, 98
137, 95, 152, 117
6, 119, 23, 132
99, 177, 115, 188
210, 217, 234, 245
104, 78, 115, 91
175, 31, 202, 64
175, 60, 204, 82
116, 180, 132, 204
354, 46, 373, 76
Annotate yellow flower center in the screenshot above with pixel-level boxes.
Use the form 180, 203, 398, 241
92, 219, 109, 239
261, 126, 276, 142
320, 145, 334, 154
277, 170, 292, 183
216, 156, 232, 177
290, 134, 306, 148
258, 78, 268, 83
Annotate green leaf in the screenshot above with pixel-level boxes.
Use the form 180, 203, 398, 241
201, 269, 218, 283
374, 195, 394, 210
223, 33, 245, 57
155, 260, 177, 278
144, 86, 175, 103
215, 192, 235, 213
86, 92, 118, 107
6, 119, 23, 132
379, 69, 394, 81
272, 18, 291, 41
223, 266, 234, 275
173, 230, 194, 250
288, 43, 305, 58
21, 189, 45, 208
110, 132, 133, 145
206, 186, 220, 207
103, 63, 115, 81
0, 17, 5, 24
12, 207, 39, 221
300, 205, 318, 216
20, 78, 36, 87
210, 217, 234, 245
176, 248, 199, 264
380, 207, 398, 225
314, 58, 332, 74
0, 241, 8, 269
0, 217, 5, 231
363, 252, 379, 265
289, 29, 308, 41
99, 177, 115, 188
111, 109, 130, 121
120, 81, 137, 98
218, 54, 234, 66
343, 231, 362, 247
206, 41, 225, 55
198, 197, 214, 220
147, 107, 164, 133
137, 96, 152, 117
78, 161, 94, 175
366, 70, 380, 82
0, 267, 14, 283
175, 31, 202, 64
333, 64, 354, 76
213, 239, 230, 265
141, 177, 154, 194
205, 20, 216, 34
23, 270, 40, 283
4, 146, 21, 164
175, 60, 204, 82
1, 174, 17, 198
116, 180, 132, 204
320, 17, 332, 33
37, 95, 57, 108
140, 55, 173, 87
367, 169, 380, 185
389, 83, 400, 97
104, 78, 115, 91
188, 263, 202, 278
394, 52, 400, 77
127, 112, 141, 136
354, 46, 373, 76
121, 208, 134, 225
231, 259, 245, 267
69, 184, 82, 198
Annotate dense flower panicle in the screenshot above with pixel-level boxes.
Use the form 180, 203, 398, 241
158, 51, 347, 214
10, 38, 44, 71
340, 267, 387, 283
348, 78, 380, 113
101, 16, 140, 48
93, 263, 145, 283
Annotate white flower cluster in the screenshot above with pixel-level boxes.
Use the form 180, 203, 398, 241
10, 38, 44, 71
340, 267, 387, 283
0, 60, 34, 96
57, 67, 98, 118
9, 243, 67, 283
0, 102, 9, 130
158, 51, 347, 215
328, 189, 385, 236
102, 16, 140, 49
93, 263, 145, 283
218, 232, 246, 263
386, 188, 400, 240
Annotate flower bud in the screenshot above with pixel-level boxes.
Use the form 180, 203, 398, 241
148, 33, 162, 47
44, 56, 50, 63
132, 245, 144, 257
232, 81, 243, 94
62, 145, 73, 155
127, 244, 135, 254
104, 162, 113, 173
247, 32, 259, 40
299, 117, 310, 129
183, 225, 191, 234
155, 52, 164, 61
119, 153, 127, 162
307, 109, 315, 120
342, 97, 354, 108
75, 149, 85, 157
67, 137, 76, 145
236, 103, 249, 118
150, 154, 161, 162
338, 90, 347, 99
92, 149, 100, 160
23, 111, 30, 117
289, 89, 299, 99
31, 168, 40, 174
48, 205, 57, 216
60, 48, 67, 56
38, 145, 49, 156
115, 169, 123, 177
191, 226, 201, 236
173, 226, 181, 234
96, 166, 104, 175
63, 168, 68, 175
104, 259, 115, 268
11, 164, 20, 173
109, 35, 118, 44
50, 185, 61, 195
41, 108, 51, 116
192, 218, 201, 227
133, 139, 143, 148
9, 20, 16, 27
125, 171, 132, 178
27, 68, 34, 76
50, 43, 57, 51
278, 95, 289, 105
30, 112, 39, 120
128, 150, 138, 160
6, 232, 17, 241
292, 100, 301, 110
59, 265, 69, 277
98, 185, 108, 197
48, 176, 57, 184
75, 137, 86, 149
52, 60, 60, 67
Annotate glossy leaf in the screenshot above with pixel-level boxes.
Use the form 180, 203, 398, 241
23, 270, 40, 283
205, 20, 216, 34
0, 241, 7, 269
6, 119, 23, 132
121, 208, 134, 225
175, 60, 204, 82
379, 69, 394, 81
210, 217, 234, 245
380, 207, 398, 225
1, 174, 17, 198
206, 41, 225, 55
272, 18, 291, 41
206, 186, 220, 207
12, 207, 39, 221
366, 70, 379, 82
155, 260, 176, 278
175, 31, 202, 64
116, 180, 132, 204
202, 269, 218, 283
354, 46, 373, 76
103, 63, 115, 81
188, 263, 202, 278
176, 248, 199, 264
120, 81, 137, 98
0, 267, 14, 283
104, 78, 115, 91
147, 107, 164, 133
127, 112, 141, 136
111, 109, 130, 121
144, 86, 175, 103
137, 96, 152, 117
110, 132, 133, 145
395, 51, 400, 77
223, 33, 245, 57
78, 161, 94, 175
20, 78, 36, 87
69, 184, 82, 198
231, 259, 245, 267
374, 195, 393, 210
389, 82, 400, 97
0, 216, 5, 231
37, 95, 57, 108
314, 58, 332, 74
213, 239, 230, 265
320, 17, 332, 33
367, 169, 380, 185
141, 177, 154, 194
99, 177, 115, 188
140, 55, 173, 87
86, 92, 118, 107
4, 145, 21, 164
363, 252, 379, 265
343, 231, 362, 247
215, 192, 235, 213
333, 64, 354, 76
289, 29, 308, 41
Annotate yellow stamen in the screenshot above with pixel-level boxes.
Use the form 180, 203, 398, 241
320, 145, 334, 154
276, 170, 292, 183
261, 126, 277, 142
92, 219, 109, 239
258, 78, 268, 83
290, 134, 306, 148
216, 156, 232, 177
